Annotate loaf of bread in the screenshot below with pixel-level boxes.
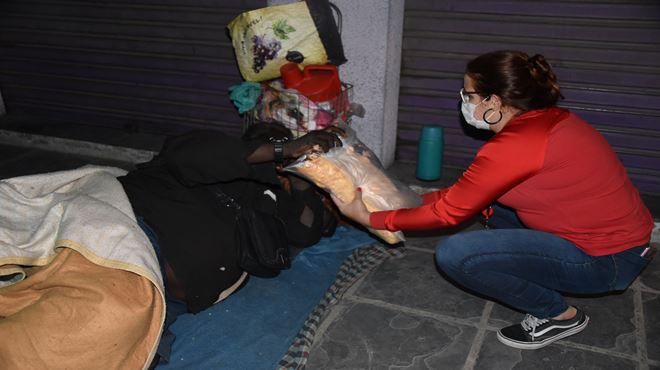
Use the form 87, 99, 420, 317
287, 131, 421, 244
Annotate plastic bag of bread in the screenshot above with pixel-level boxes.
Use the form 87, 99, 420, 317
285, 126, 421, 244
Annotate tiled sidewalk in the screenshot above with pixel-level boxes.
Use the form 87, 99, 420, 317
0, 139, 658, 370
322, 162, 660, 369
306, 224, 660, 369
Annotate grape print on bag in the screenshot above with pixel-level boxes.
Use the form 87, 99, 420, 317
252, 35, 282, 73
227, 1, 346, 82
251, 20, 294, 73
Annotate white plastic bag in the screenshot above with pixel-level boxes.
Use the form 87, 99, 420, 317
285, 127, 421, 244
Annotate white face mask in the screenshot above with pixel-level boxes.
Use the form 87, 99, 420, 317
461, 101, 491, 130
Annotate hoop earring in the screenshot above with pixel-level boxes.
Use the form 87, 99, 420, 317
483, 108, 503, 125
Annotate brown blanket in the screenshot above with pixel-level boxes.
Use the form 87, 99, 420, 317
0, 248, 163, 370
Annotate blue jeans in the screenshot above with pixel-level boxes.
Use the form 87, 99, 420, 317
137, 217, 187, 365
435, 204, 651, 319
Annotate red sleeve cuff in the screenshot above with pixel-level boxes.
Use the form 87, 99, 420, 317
369, 210, 390, 230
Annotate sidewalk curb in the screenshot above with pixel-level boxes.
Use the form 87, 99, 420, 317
0, 129, 155, 164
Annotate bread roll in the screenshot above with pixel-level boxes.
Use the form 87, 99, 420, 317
289, 143, 419, 244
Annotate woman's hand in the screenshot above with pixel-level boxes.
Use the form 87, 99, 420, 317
330, 187, 371, 227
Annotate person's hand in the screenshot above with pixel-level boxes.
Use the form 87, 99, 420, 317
288, 173, 313, 191
330, 187, 371, 227
284, 126, 345, 159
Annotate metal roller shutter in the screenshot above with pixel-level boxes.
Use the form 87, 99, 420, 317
398, 0, 660, 196
0, 0, 265, 139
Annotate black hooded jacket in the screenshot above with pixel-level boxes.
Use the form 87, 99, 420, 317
118, 129, 326, 313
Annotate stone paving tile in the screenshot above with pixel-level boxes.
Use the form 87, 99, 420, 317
488, 289, 638, 355
644, 292, 660, 362
401, 231, 450, 252
640, 245, 660, 292
307, 301, 477, 369
353, 249, 487, 322
403, 219, 484, 252
474, 332, 638, 370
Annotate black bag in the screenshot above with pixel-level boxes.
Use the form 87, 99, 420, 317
213, 188, 291, 278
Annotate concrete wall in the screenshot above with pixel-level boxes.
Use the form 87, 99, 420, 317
268, 0, 405, 167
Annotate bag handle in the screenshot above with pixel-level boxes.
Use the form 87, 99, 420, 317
328, 2, 342, 36
302, 0, 342, 35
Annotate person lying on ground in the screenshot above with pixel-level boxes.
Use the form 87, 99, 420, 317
118, 122, 345, 366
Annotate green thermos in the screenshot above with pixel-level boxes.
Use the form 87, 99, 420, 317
416, 125, 444, 181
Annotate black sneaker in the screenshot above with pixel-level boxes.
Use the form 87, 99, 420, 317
497, 308, 589, 350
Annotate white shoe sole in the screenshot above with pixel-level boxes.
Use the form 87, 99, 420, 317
496, 315, 590, 350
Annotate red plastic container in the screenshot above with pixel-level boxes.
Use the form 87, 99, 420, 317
280, 63, 342, 102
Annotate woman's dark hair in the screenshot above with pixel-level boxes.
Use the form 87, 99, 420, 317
466, 50, 563, 111
241, 121, 293, 142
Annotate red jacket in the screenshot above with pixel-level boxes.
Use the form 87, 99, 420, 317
371, 107, 653, 256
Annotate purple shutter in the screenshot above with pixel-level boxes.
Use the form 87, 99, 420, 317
398, 0, 660, 196
0, 0, 267, 139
